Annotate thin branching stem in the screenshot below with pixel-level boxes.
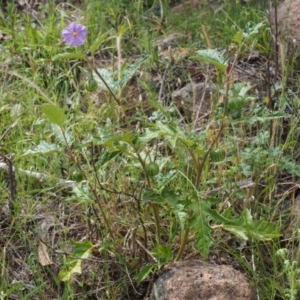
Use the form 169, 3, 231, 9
85, 57, 122, 107
60, 127, 116, 242
136, 152, 161, 245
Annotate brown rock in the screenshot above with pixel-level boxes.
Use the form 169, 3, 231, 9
172, 82, 212, 117
156, 33, 185, 52
151, 260, 255, 300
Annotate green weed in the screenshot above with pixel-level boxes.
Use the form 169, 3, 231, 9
1, 0, 300, 299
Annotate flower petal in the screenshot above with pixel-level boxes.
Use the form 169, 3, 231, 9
62, 22, 87, 47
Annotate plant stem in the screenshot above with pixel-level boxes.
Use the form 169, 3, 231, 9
85, 57, 122, 107
136, 153, 161, 245
177, 63, 235, 260
60, 127, 115, 242
195, 122, 225, 189
175, 229, 189, 261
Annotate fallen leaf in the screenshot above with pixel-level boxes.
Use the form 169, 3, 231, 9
38, 241, 53, 266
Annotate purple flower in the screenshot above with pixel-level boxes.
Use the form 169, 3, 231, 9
62, 22, 87, 46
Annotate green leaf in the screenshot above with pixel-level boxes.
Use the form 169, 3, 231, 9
142, 188, 160, 205
59, 240, 93, 282
51, 124, 74, 145
223, 225, 249, 240
152, 245, 173, 261
96, 150, 121, 168
177, 210, 188, 230
189, 201, 214, 258
136, 264, 155, 284
52, 52, 85, 61
21, 141, 62, 157
192, 49, 228, 72
279, 156, 300, 177
244, 21, 265, 38
209, 208, 281, 241
161, 188, 180, 205
233, 30, 244, 44
155, 170, 178, 191
237, 82, 255, 97
139, 128, 161, 144
93, 68, 118, 93
239, 209, 280, 240
93, 56, 149, 93
154, 121, 178, 148
72, 182, 93, 204
90, 30, 113, 55
238, 163, 252, 177
118, 56, 149, 89
42, 104, 67, 127
93, 133, 136, 146
141, 187, 180, 206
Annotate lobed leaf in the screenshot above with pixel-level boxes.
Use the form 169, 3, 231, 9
21, 141, 62, 157
93, 68, 118, 93
192, 49, 228, 72
118, 56, 149, 89
189, 201, 215, 258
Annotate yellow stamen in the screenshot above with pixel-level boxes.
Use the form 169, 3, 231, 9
72, 31, 78, 37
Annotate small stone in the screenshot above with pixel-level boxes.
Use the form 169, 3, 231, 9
151, 260, 255, 300
156, 33, 185, 52
172, 82, 211, 116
